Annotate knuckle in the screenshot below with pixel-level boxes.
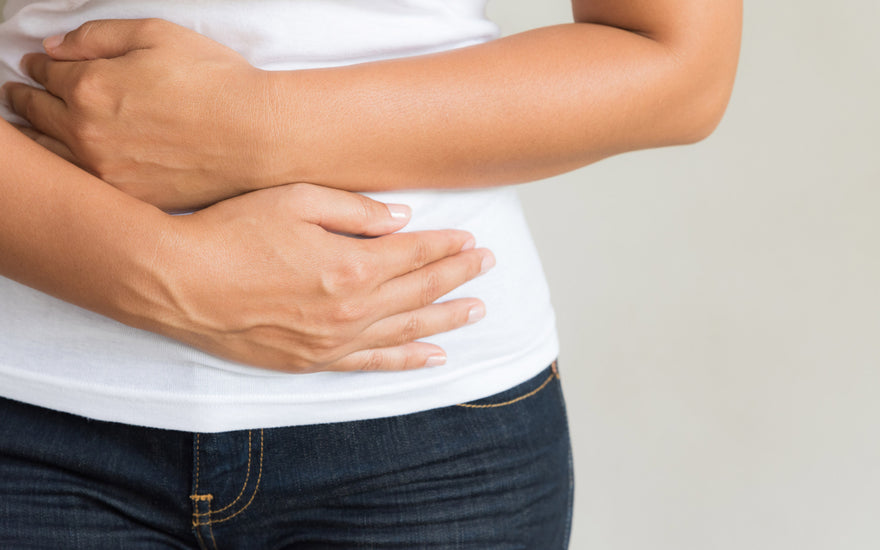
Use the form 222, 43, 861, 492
345, 256, 372, 287
359, 349, 387, 372
67, 22, 95, 47
324, 253, 373, 293
452, 302, 478, 329
411, 237, 431, 268
421, 270, 443, 305
16, 91, 36, 121
305, 347, 334, 368
68, 69, 105, 108
398, 314, 423, 343
300, 336, 338, 366
329, 299, 366, 325
355, 194, 377, 224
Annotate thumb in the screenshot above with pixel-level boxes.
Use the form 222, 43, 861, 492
295, 185, 412, 237
43, 18, 164, 61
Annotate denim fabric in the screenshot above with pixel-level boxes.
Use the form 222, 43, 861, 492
0, 364, 572, 549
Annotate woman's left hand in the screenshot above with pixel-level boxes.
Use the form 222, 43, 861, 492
3, 18, 277, 211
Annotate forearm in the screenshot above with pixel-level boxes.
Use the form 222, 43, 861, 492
0, 118, 495, 372
6, 2, 741, 206
0, 119, 173, 331
267, 9, 741, 192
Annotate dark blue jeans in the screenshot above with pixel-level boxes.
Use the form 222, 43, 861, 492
0, 364, 572, 549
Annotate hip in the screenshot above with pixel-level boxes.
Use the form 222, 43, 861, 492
0, 363, 573, 549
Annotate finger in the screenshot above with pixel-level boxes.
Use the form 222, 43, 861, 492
294, 184, 414, 236
3, 82, 69, 141
321, 342, 449, 372
356, 297, 486, 350
43, 18, 167, 61
370, 248, 495, 318
20, 52, 84, 99
317, 297, 486, 372
13, 124, 79, 164
360, 229, 477, 281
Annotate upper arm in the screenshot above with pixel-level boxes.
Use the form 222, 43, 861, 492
572, 0, 742, 46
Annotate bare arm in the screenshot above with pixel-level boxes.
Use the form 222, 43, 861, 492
272, 0, 742, 192
0, 119, 493, 372
4, 0, 741, 210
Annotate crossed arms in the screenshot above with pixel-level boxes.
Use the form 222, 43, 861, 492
0, 0, 742, 371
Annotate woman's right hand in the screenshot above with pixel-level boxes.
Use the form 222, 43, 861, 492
142, 183, 494, 373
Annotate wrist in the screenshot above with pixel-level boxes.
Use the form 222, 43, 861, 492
256, 69, 320, 190
105, 208, 193, 339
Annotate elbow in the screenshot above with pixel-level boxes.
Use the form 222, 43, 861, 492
650, 12, 743, 145
668, 36, 742, 145
661, 37, 740, 146
673, 76, 737, 145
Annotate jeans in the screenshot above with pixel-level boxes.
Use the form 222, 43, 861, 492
0, 364, 572, 549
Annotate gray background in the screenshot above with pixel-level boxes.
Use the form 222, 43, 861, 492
489, 1, 879, 548
2, 0, 877, 547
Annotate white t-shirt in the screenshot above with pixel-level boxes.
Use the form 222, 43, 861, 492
0, 0, 559, 432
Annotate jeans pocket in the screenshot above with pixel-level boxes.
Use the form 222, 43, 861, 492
456, 361, 559, 409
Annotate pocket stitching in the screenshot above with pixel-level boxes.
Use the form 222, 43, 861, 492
455, 362, 559, 409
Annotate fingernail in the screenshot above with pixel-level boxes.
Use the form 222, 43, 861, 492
425, 354, 447, 368
461, 237, 476, 251
467, 304, 486, 325
480, 252, 496, 274
43, 34, 63, 51
387, 204, 411, 221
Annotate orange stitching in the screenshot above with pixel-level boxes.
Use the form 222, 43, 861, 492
192, 430, 253, 517
193, 525, 208, 549
194, 433, 200, 495
456, 370, 557, 409
194, 429, 264, 526
206, 518, 219, 550
192, 496, 219, 550
190, 434, 214, 506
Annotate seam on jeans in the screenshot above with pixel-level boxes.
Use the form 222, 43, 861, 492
193, 498, 220, 550
193, 525, 208, 550
456, 362, 559, 409
206, 515, 219, 550
192, 430, 253, 518
190, 434, 215, 510
194, 434, 200, 495
191, 434, 213, 503
193, 429, 264, 526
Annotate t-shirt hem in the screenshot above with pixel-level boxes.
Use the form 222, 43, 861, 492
0, 332, 558, 432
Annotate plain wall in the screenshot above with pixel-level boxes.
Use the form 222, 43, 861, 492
489, 1, 879, 548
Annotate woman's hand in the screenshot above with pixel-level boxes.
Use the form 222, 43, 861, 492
4, 18, 275, 211
1, 121, 492, 374
145, 183, 494, 373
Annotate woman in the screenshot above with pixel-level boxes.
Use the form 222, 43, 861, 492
0, 0, 741, 547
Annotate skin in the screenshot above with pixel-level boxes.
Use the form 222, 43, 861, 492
0, 0, 742, 370
0, 126, 494, 372
4, 0, 742, 210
